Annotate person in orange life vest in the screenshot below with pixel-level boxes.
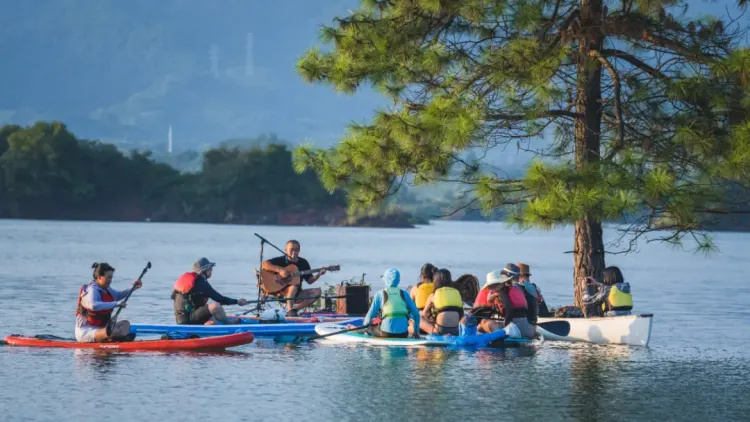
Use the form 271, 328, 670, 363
75, 262, 142, 343
421, 268, 464, 335
261, 240, 325, 316
409, 263, 436, 333
472, 264, 535, 338
172, 257, 248, 325
516, 263, 551, 317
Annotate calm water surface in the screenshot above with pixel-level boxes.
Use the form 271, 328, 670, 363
1, 220, 748, 421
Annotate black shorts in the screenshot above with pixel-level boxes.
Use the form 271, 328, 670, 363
367, 326, 408, 338
174, 295, 212, 325
434, 324, 459, 336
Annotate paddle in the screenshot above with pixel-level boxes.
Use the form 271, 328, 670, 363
106, 261, 151, 336
239, 295, 349, 315
307, 323, 373, 341
469, 312, 571, 337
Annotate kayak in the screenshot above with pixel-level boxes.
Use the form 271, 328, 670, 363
130, 318, 363, 338
536, 313, 653, 346
313, 323, 531, 347
3, 332, 254, 351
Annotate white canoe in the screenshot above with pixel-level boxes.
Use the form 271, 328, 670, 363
536, 313, 653, 347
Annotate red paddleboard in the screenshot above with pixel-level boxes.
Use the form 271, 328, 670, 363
4, 332, 253, 351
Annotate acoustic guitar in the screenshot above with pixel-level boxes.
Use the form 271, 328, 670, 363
260, 264, 340, 294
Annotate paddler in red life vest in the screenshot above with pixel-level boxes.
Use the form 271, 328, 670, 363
75, 262, 141, 343
471, 264, 536, 339
172, 257, 249, 325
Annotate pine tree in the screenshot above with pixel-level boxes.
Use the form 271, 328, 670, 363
295, 0, 750, 307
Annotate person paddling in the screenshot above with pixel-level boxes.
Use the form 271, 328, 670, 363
75, 262, 141, 343
362, 268, 421, 338
172, 257, 248, 325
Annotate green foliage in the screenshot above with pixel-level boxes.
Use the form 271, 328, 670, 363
296, 0, 750, 253
0, 122, 346, 223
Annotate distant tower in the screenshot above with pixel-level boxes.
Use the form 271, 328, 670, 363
209, 43, 220, 78
168, 125, 173, 154
245, 32, 254, 77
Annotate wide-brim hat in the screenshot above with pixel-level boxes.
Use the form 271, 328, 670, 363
484, 271, 506, 288
483, 263, 520, 288
193, 257, 216, 274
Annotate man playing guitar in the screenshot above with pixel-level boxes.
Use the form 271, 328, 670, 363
261, 239, 327, 316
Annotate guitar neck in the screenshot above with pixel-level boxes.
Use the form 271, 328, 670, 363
293, 267, 328, 277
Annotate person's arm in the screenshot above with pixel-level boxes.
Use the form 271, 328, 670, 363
499, 290, 514, 327
196, 277, 238, 306
262, 257, 289, 278
81, 288, 119, 311
404, 291, 420, 331
421, 294, 434, 320
582, 284, 610, 306
363, 291, 383, 325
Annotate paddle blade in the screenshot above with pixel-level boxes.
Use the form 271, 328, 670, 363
537, 320, 571, 337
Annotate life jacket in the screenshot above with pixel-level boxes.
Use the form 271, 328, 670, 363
414, 282, 434, 310
172, 272, 209, 307
508, 285, 528, 310
76, 282, 115, 327
381, 287, 409, 319
432, 287, 464, 318
602, 284, 633, 312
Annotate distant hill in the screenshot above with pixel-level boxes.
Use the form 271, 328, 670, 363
0, 0, 384, 151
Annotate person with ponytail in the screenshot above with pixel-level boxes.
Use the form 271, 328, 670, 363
75, 262, 142, 342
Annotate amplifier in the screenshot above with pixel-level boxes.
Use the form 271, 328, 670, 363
335, 283, 371, 315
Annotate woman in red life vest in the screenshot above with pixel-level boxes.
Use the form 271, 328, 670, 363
172, 257, 249, 325
471, 263, 535, 338
75, 262, 142, 342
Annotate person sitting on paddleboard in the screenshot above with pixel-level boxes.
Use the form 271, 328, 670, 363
516, 263, 551, 317
409, 262, 436, 333
421, 268, 464, 336
581, 266, 633, 317
261, 240, 325, 316
75, 262, 141, 343
471, 264, 535, 339
363, 268, 421, 338
172, 257, 249, 325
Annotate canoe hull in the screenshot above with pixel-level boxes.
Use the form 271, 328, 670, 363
4, 332, 254, 351
537, 313, 653, 346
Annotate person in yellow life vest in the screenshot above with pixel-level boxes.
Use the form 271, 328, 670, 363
410, 263, 436, 310
582, 266, 633, 317
75, 262, 141, 343
421, 268, 464, 335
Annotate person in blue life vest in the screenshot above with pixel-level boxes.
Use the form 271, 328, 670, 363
362, 268, 421, 338
75, 262, 141, 342
582, 266, 633, 316
172, 257, 249, 325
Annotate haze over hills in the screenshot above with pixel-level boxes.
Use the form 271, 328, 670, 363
0, 0, 387, 151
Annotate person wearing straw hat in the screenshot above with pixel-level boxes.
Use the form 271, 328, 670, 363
471, 264, 535, 338
516, 262, 551, 317
172, 257, 248, 325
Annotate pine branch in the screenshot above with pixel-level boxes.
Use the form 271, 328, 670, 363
600, 48, 668, 79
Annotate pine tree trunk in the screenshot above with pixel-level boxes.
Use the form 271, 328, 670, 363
573, 0, 606, 311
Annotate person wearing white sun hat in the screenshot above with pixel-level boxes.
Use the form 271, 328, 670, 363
470, 263, 535, 338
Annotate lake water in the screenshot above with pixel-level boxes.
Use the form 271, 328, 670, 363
1, 219, 748, 421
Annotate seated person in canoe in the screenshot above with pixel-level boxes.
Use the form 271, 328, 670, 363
363, 268, 421, 338
421, 268, 464, 335
261, 240, 333, 316
582, 266, 633, 317
75, 262, 141, 342
172, 257, 248, 325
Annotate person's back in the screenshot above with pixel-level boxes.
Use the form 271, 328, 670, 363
364, 268, 420, 338
424, 269, 463, 335
582, 266, 632, 317
603, 281, 632, 316
411, 263, 436, 311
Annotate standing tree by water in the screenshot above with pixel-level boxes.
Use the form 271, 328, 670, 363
295, 0, 750, 306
